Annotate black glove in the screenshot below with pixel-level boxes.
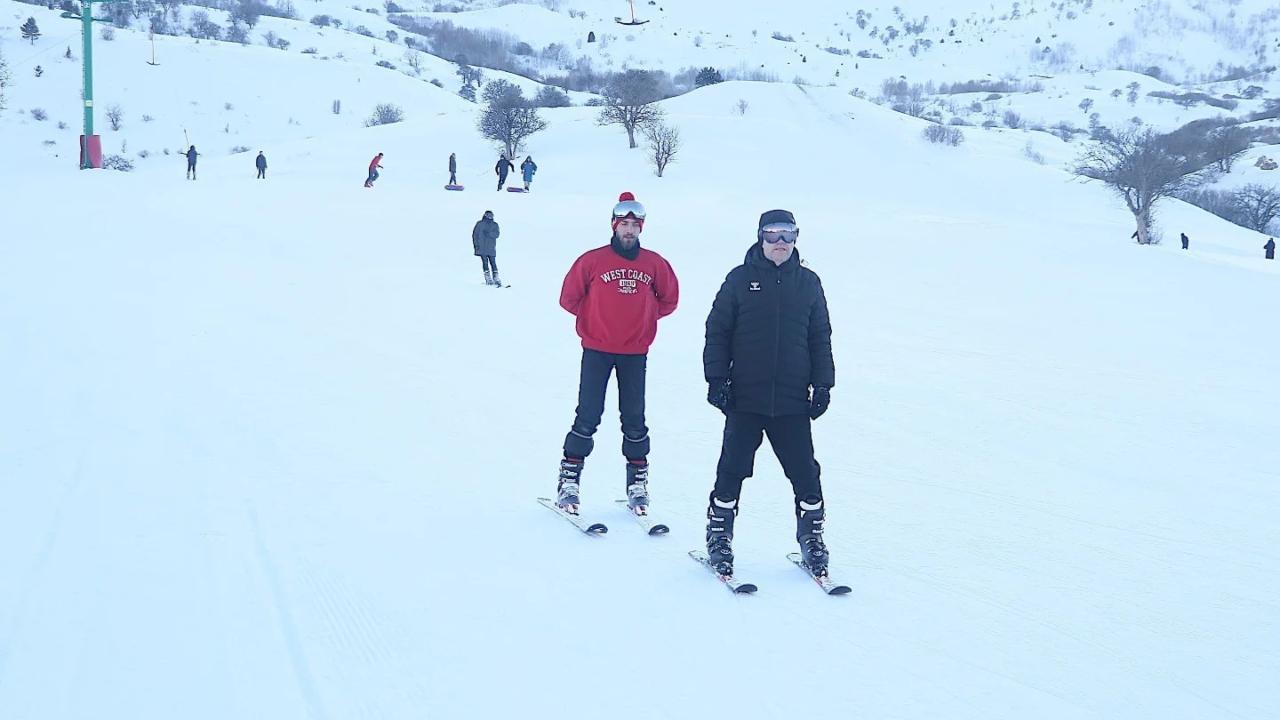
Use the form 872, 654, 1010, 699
707, 378, 732, 411
808, 387, 831, 420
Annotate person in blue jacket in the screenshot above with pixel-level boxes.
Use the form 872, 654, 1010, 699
521, 156, 538, 191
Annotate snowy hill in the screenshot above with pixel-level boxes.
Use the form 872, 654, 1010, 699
2, 1, 1279, 719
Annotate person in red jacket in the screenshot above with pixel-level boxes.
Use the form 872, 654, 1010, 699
555, 192, 679, 516
365, 153, 384, 188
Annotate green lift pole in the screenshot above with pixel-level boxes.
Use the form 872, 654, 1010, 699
63, 1, 114, 168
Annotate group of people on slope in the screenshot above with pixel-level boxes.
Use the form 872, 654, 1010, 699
181, 146, 268, 180
366, 152, 538, 191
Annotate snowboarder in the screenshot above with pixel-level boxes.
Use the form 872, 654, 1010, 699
448, 152, 457, 186
1266, 237, 1276, 260
521, 155, 538, 191
702, 209, 836, 578
555, 192, 679, 516
365, 153, 384, 188
472, 210, 502, 287
185, 145, 199, 180
255, 151, 267, 179
1181, 232, 1189, 250
495, 155, 515, 191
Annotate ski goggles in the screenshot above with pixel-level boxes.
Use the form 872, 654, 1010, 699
612, 200, 647, 221
760, 223, 799, 244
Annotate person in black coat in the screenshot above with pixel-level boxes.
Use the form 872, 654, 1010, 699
702, 208, 836, 577
1181, 232, 1189, 250
495, 155, 515, 190
448, 153, 457, 185
185, 145, 200, 180
255, 151, 267, 179
1266, 237, 1276, 260
472, 210, 501, 286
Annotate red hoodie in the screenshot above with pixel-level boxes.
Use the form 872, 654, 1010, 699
560, 243, 679, 355
369, 155, 383, 172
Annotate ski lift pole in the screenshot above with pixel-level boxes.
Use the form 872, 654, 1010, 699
62, 0, 117, 167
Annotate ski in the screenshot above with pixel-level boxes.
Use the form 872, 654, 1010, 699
615, 499, 669, 535
787, 553, 851, 595
537, 497, 607, 535
689, 550, 756, 594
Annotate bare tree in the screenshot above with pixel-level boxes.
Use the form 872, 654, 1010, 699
106, 104, 125, 131
1205, 126, 1251, 173
1233, 184, 1280, 233
644, 121, 680, 177
478, 80, 547, 159
1075, 127, 1207, 244
0, 45, 10, 114
597, 69, 663, 148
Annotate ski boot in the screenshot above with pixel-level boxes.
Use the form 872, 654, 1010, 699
491, 272, 502, 288
625, 460, 649, 514
556, 457, 584, 514
796, 497, 829, 577
483, 269, 493, 286
705, 496, 737, 576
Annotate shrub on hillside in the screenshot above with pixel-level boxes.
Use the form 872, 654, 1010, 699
923, 124, 964, 146
102, 154, 134, 171
365, 103, 404, 126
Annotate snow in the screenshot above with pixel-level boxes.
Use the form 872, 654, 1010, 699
2, 1, 1279, 718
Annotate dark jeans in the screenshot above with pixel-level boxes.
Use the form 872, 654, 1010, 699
713, 412, 822, 509
367, 169, 379, 185
563, 349, 649, 461
449, 172, 457, 185
480, 256, 498, 274
257, 168, 266, 179
187, 162, 196, 178
497, 175, 507, 190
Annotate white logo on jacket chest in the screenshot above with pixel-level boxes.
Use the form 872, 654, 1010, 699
600, 268, 653, 296
748, 281, 762, 292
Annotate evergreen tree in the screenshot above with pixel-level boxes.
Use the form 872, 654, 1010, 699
22, 17, 42, 45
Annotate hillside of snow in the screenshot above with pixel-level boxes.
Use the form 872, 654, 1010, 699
2, 1, 1279, 719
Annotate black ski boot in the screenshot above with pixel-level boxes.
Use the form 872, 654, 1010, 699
796, 497, 829, 577
705, 496, 737, 576
625, 460, 649, 514
557, 457, 584, 514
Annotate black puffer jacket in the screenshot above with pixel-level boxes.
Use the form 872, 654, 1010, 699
704, 244, 835, 417
472, 217, 499, 256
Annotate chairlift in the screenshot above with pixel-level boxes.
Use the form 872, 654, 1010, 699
615, 0, 648, 26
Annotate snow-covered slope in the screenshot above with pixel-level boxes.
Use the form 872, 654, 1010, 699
1, 2, 1278, 719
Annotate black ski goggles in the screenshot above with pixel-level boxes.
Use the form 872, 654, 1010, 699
761, 223, 799, 244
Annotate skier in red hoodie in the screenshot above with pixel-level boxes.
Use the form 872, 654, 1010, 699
555, 192, 679, 516
364, 153, 384, 188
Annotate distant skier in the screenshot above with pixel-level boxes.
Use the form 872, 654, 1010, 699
495, 154, 515, 191
1266, 237, 1276, 260
702, 209, 835, 579
255, 151, 267, 179
185, 145, 199, 180
521, 155, 538, 191
448, 152, 457, 185
554, 192, 679, 516
472, 210, 502, 287
365, 152, 384, 188
1181, 232, 1189, 250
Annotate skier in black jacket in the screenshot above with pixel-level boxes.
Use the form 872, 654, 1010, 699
702, 209, 835, 577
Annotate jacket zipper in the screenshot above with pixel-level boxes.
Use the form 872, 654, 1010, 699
770, 265, 782, 415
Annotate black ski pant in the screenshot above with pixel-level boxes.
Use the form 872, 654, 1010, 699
712, 412, 822, 512
480, 255, 498, 274
563, 348, 649, 461
257, 168, 266, 179
187, 162, 196, 179
449, 171, 457, 185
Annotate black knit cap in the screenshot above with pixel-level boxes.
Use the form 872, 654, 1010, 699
758, 209, 797, 230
